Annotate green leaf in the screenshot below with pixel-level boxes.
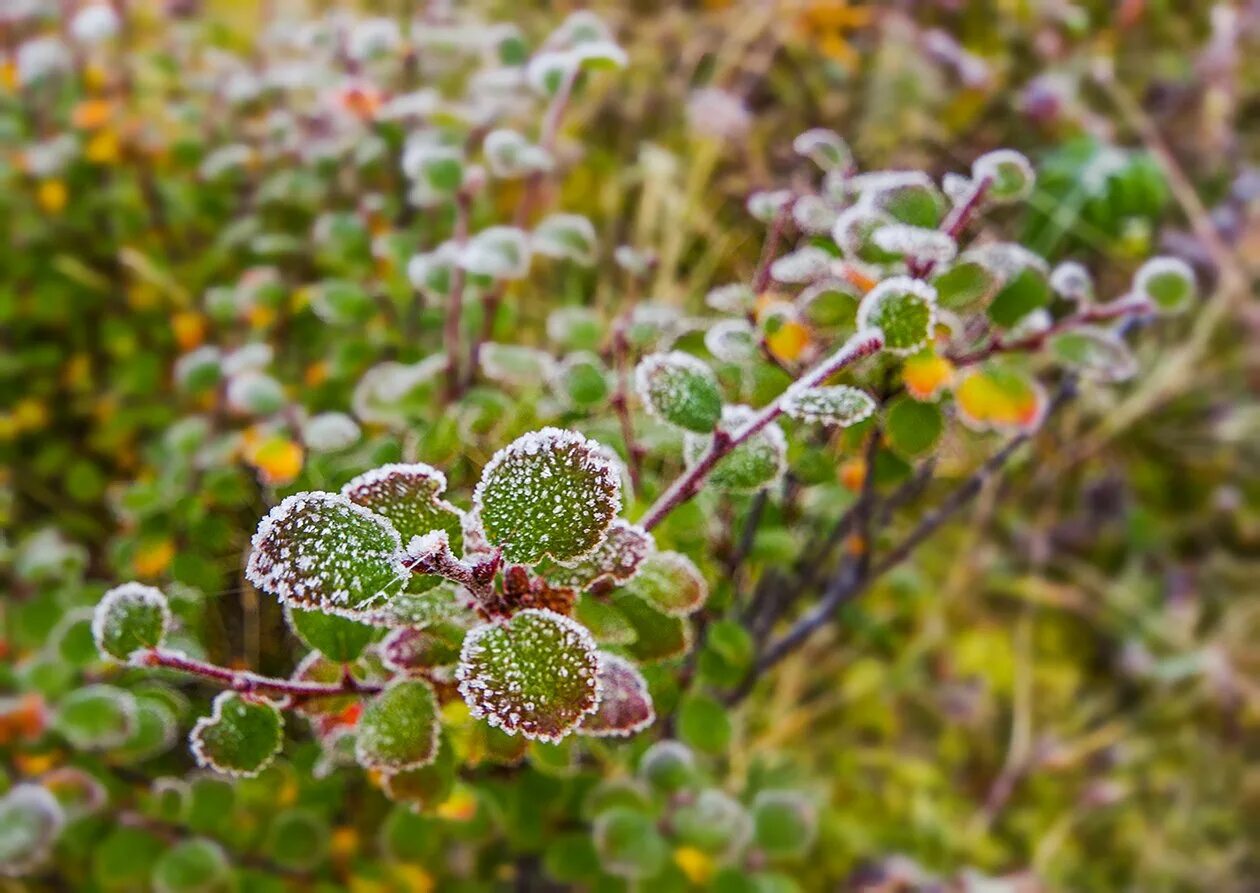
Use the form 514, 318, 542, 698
340, 463, 465, 554
285, 605, 376, 662
355, 678, 441, 771
621, 550, 708, 617
245, 491, 408, 615
532, 213, 597, 266
1049, 327, 1137, 382
473, 428, 621, 565
151, 839, 233, 893
638, 740, 700, 793
674, 789, 753, 858
573, 595, 637, 645
685, 405, 787, 493
973, 149, 1035, 203
457, 608, 600, 743
932, 261, 999, 312
0, 784, 65, 877
856, 276, 936, 355
189, 692, 284, 778
781, 384, 877, 427
751, 791, 818, 859
885, 397, 944, 458
592, 807, 669, 880
987, 267, 1050, 329
678, 693, 732, 755
264, 809, 330, 872
635, 351, 724, 434
611, 591, 691, 663
578, 653, 655, 738
93, 582, 170, 661
380, 625, 465, 671
1134, 256, 1196, 314
539, 519, 655, 591
55, 685, 137, 750
382, 732, 457, 810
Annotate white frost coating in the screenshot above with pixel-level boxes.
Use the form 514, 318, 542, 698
526, 49, 580, 96
960, 242, 1049, 280
16, 37, 70, 87
942, 172, 974, 206
625, 550, 708, 618
746, 189, 794, 223
354, 678, 440, 772
480, 343, 559, 386
245, 491, 409, 612
856, 276, 938, 356
456, 608, 600, 743
1005, 307, 1053, 339
405, 529, 451, 562
173, 346, 222, 388
302, 412, 361, 453
352, 355, 446, 426
459, 225, 532, 279
346, 17, 401, 62
0, 784, 66, 878
831, 203, 894, 259
792, 128, 850, 171
792, 194, 840, 235
406, 242, 460, 294
1050, 261, 1095, 303
483, 128, 552, 178
769, 246, 834, 284
781, 384, 877, 427
92, 582, 171, 662
684, 405, 788, 492
221, 342, 274, 376
1134, 256, 1197, 314
704, 319, 758, 364
705, 282, 756, 314
847, 170, 934, 198
471, 427, 622, 564
69, 4, 121, 45
872, 224, 958, 264
634, 351, 719, 425
972, 148, 1035, 202
532, 213, 597, 265
189, 691, 283, 779
577, 652, 655, 738
542, 519, 655, 590
226, 371, 285, 415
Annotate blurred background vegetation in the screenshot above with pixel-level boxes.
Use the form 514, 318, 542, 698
2, 0, 1258, 890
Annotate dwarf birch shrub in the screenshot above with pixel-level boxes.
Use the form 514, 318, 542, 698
0, 1, 1228, 890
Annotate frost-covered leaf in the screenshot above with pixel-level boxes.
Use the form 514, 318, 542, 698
483, 128, 552, 178
860, 173, 947, 228
1049, 327, 1137, 382
793, 128, 850, 171
364, 582, 476, 629
752, 790, 819, 859
539, 519, 654, 591
460, 226, 531, 279
932, 261, 999, 312
705, 282, 756, 314
527, 50, 579, 96
379, 624, 464, 671
621, 551, 708, 617
988, 267, 1051, 329
0, 784, 65, 877
639, 740, 700, 793
594, 808, 669, 879
226, 371, 285, 415
55, 685, 137, 750
635, 352, 723, 434
480, 343, 558, 387
456, 608, 599, 742
856, 277, 936, 356
704, 319, 758, 364
902, 352, 955, 401
245, 491, 408, 615
189, 691, 283, 778
532, 213, 597, 266
611, 591, 692, 663
341, 463, 464, 553
302, 412, 361, 453
684, 406, 787, 493
152, 838, 232, 893
872, 223, 957, 264
406, 242, 460, 297
174, 347, 222, 392
956, 364, 1048, 433
555, 352, 610, 407
92, 582, 170, 662
782, 384, 876, 427
285, 605, 376, 662
792, 194, 839, 234
746, 189, 793, 223
769, 246, 833, 284
673, 789, 753, 859
578, 653, 655, 738
574, 595, 637, 645
831, 204, 896, 262
402, 143, 464, 194
355, 678, 440, 772
473, 428, 621, 565
1134, 256, 1196, 315
1049, 261, 1094, 303
972, 149, 1035, 203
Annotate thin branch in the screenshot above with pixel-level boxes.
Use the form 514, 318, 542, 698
638, 330, 885, 531
139, 648, 382, 704
909, 176, 992, 280
950, 295, 1151, 367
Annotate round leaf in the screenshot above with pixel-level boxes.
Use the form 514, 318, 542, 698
189, 691, 284, 778
578, 653, 655, 738
340, 463, 464, 553
456, 608, 599, 743
355, 678, 440, 772
622, 550, 708, 617
592, 807, 669, 880
539, 520, 654, 591
635, 351, 724, 434
752, 791, 818, 860
285, 605, 376, 662
1134, 256, 1196, 315
1049, 327, 1137, 382
152, 839, 232, 893
55, 684, 137, 750
473, 428, 621, 565
886, 397, 944, 458
245, 491, 408, 615
684, 406, 787, 493
856, 277, 936, 356
0, 784, 65, 877
93, 582, 170, 662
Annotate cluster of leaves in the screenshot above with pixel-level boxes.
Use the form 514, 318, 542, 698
5, 1, 1251, 891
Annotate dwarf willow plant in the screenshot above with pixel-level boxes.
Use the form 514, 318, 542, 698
3, 3, 1203, 888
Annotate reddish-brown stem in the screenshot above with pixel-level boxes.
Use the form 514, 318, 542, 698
950, 296, 1150, 368
140, 648, 382, 704
638, 330, 885, 531
609, 314, 644, 488
909, 176, 993, 280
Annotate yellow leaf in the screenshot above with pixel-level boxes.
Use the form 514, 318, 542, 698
133, 539, 175, 579
839, 457, 866, 493
37, 179, 68, 214
903, 352, 954, 402
246, 436, 304, 486
85, 130, 121, 165
674, 846, 715, 884
172, 311, 206, 351
71, 99, 114, 130
436, 786, 478, 822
